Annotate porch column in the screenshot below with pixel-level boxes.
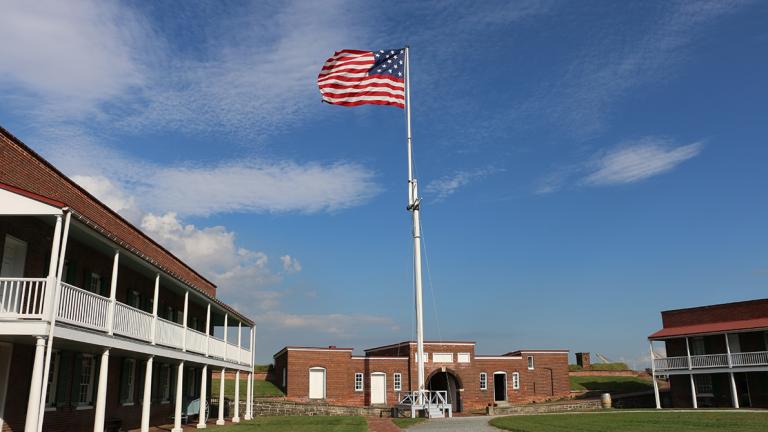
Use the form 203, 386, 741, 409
724, 333, 740, 408
182, 291, 189, 351
140, 356, 153, 432
42, 215, 63, 317
172, 361, 184, 432
151, 275, 159, 345
649, 341, 661, 409
223, 314, 228, 361
205, 304, 211, 357
196, 364, 208, 429
689, 374, 698, 409
107, 250, 119, 335
244, 372, 253, 420
233, 370, 241, 422
93, 349, 110, 432
24, 337, 46, 432
216, 368, 226, 425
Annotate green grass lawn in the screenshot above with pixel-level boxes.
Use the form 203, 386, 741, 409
392, 417, 426, 429
490, 411, 768, 432
211, 416, 366, 431
212, 378, 284, 399
569, 376, 653, 394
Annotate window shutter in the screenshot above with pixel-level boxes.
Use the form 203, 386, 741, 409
92, 356, 101, 405
136, 361, 145, 404
119, 359, 129, 404
170, 365, 176, 400
151, 365, 160, 402
70, 354, 82, 406
56, 352, 72, 408
100, 277, 108, 297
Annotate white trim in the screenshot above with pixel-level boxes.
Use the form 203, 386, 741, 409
512, 372, 520, 390
517, 351, 569, 354
527, 356, 535, 370
0, 187, 63, 216
457, 353, 471, 363
351, 356, 409, 360
393, 372, 402, 391
432, 353, 453, 363
354, 372, 363, 392
274, 347, 353, 358
479, 372, 487, 391
493, 371, 508, 402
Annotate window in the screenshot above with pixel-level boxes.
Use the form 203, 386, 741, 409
160, 364, 171, 402
354, 373, 363, 392
88, 273, 101, 295
128, 291, 141, 309
120, 359, 136, 405
480, 372, 487, 390
457, 353, 471, 363
165, 306, 174, 321
393, 373, 402, 391
191, 317, 199, 331
527, 356, 534, 370
690, 337, 706, 356
45, 352, 60, 407
512, 372, 520, 390
78, 355, 96, 406
694, 374, 713, 396
433, 353, 453, 363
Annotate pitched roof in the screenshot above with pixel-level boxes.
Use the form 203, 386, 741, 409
649, 317, 768, 339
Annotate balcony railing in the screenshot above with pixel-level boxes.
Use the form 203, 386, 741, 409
57, 282, 110, 331
654, 351, 768, 371
2, 279, 252, 366
114, 302, 153, 342
0, 278, 47, 319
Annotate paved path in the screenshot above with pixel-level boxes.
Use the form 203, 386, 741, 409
407, 416, 498, 432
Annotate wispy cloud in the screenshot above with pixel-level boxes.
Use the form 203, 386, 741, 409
425, 167, 502, 201
583, 139, 703, 186
537, 137, 703, 193
260, 311, 399, 337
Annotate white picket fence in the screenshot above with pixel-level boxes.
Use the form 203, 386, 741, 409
0, 278, 47, 318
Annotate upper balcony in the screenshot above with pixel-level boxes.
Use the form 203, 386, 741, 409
650, 330, 768, 374
653, 351, 768, 372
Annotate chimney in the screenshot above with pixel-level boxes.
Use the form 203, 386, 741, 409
576, 352, 591, 369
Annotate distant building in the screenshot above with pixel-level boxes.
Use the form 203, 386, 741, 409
270, 341, 569, 412
0, 126, 256, 431
648, 298, 768, 409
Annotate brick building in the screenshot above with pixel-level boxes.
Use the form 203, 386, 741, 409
0, 125, 257, 432
648, 298, 768, 409
270, 341, 569, 412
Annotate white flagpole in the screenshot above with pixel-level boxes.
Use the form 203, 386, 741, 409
404, 46, 426, 406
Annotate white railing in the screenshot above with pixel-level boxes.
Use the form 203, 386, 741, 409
0, 278, 47, 319
57, 282, 109, 331
691, 353, 729, 369
209, 337, 226, 359
397, 390, 451, 417
155, 317, 185, 349
731, 351, 768, 367
186, 328, 208, 354
239, 347, 252, 365
113, 302, 153, 342
654, 356, 689, 371
226, 342, 240, 361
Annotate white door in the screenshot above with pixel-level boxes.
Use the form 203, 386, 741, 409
0, 343, 12, 431
309, 368, 325, 399
370, 373, 386, 404
1, 235, 27, 277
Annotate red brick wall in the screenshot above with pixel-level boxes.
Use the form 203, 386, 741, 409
0, 127, 217, 297
276, 345, 570, 412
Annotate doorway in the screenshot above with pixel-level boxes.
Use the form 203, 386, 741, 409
370, 372, 386, 405
308, 367, 326, 399
1, 235, 27, 277
427, 370, 462, 412
494, 372, 507, 402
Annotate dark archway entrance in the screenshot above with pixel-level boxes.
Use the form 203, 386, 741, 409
426, 371, 462, 412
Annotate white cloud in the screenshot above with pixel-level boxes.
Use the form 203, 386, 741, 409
280, 255, 302, 273
0, 1, 149, 117
536, 137, 703, 193
425, 167, 501, 201
71, 175, 143, 223
583, 139, 703, 186
260, 311, 399, 337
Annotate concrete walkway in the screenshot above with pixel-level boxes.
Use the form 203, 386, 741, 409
407, 416, 498, 432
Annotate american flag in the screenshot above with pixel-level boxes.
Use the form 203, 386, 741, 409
318, 48, 406, 108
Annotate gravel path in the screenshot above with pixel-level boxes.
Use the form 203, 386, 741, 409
406, 416, 498, 432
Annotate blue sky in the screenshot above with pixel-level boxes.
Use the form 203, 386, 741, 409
1, 0, 767, 365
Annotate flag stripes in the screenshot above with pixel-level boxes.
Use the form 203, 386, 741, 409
317, 48, 405, 108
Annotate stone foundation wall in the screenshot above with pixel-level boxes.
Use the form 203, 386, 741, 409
489, 398, 603, 415
249, 399, 391, 418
